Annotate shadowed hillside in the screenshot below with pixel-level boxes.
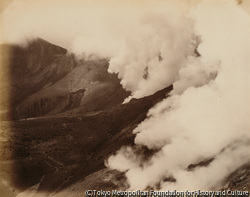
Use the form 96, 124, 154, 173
0, 39, 129, 120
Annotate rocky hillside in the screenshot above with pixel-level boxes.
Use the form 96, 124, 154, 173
0, 85, 173, 196
0, 38, 129, 120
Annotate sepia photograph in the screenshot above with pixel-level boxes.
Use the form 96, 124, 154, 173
0, 0, 250, 196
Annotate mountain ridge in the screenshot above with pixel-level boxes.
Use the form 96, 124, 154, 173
0, 38, 129, 120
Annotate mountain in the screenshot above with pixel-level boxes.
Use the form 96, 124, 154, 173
0, 83, 173, 196
0, 38, 129, 120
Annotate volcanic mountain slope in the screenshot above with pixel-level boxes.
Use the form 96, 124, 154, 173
0, 38, 128, 120
0, 38, 68, 119
0, 85, 173, 196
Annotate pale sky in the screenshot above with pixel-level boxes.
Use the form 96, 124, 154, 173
1, 0, 249, 50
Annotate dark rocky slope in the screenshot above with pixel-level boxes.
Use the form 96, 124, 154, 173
0, 39, 128, 120
0, 38, 69, 119
0, 85, 173, 195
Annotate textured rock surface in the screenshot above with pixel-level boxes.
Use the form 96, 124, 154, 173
0, 39, 128, 120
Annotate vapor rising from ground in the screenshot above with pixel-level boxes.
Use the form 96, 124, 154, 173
106, 0, 250, 190
1, 0, 250, 191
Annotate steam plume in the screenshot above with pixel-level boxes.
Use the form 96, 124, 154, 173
107, 0, 250, 190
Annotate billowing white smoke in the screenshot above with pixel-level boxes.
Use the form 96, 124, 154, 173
106, 0, 250, 190
108, 12, 195, 99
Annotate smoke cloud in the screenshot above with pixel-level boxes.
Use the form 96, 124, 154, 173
106, 0, 250, 190
108, 9, 196, 98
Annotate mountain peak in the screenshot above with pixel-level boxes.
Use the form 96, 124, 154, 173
26, 37, 67, 55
